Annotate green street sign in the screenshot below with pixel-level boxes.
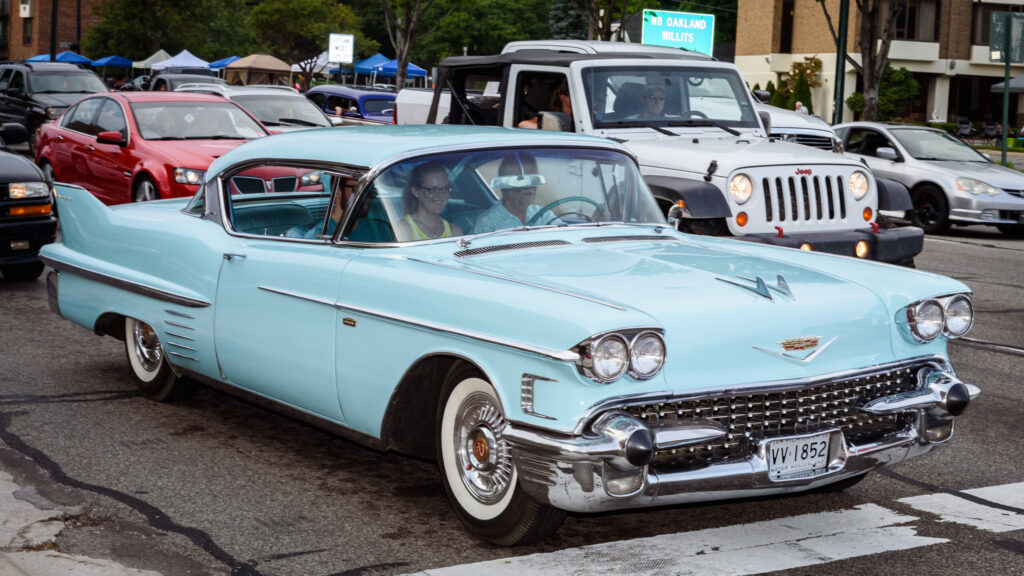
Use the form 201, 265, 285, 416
990, 11, 1024, 64
641, 9, 715, 56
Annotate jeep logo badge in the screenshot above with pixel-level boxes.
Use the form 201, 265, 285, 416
796, 168, 812, 175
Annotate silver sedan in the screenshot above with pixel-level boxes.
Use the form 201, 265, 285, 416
834, 121, 1024, 236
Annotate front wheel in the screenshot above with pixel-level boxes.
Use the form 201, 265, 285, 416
909, 185, 950, 234
437, 366, 564, 545
133, 176, 160, 202
125, 317, 194, 401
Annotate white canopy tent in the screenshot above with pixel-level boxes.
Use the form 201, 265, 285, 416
151, 49, 210, 71
292, 51, 332, 74
132, 49, 172, 70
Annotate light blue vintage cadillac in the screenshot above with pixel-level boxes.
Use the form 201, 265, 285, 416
41, 125, 979, 544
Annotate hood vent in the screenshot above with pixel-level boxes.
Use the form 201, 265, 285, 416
455, 239, 570, 258
582, 235, 678, 243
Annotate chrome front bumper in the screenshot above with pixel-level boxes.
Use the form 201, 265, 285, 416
503, 365, 979, 514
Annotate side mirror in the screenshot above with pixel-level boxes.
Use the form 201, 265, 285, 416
667, 201, 685, 230
96, 130, 126, 146
982, 153, 992, 161
758, 110, 772, 135
876, 146, 900, 161
752, 90, 770, 103
6, 87, 24, 97
0, 122, 29, 146
328, 116, 345, 126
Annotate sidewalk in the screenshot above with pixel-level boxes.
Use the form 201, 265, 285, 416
0, 470, 159, 576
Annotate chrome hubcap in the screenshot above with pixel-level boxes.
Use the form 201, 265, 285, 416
453, 391, 513, 504
136, 181, 157, 202
132, 320, 163, 372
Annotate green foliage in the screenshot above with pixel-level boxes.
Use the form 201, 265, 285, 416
789, 70, 812, 114
752, 82, 761, 91
413, 0, 552, 65
846, 66, 920, 121
250, 0, 378, 65
765, 80, 776, 97
550, 0, 586, 40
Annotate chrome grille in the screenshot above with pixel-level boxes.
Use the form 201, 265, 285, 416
773, 133, 834, 151
762, 175, 847, 223
624, 365, 920, 469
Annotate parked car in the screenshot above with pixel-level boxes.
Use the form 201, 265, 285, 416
0, 122, 56, 281
35, 92, 269, 204
176, 84, 333, 132
305, 84, 395, 125
835, 121, 1024, 235
146, 73, 227, 92
0, 61, 108, 152
40, 125, 979, 545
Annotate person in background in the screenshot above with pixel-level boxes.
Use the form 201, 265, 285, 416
795, 101, 808, 114
518, 78, 573, 131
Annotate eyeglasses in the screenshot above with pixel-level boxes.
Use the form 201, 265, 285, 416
647, 96, 666, 102
417, 185, 452, 196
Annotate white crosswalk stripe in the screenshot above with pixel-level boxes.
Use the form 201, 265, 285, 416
899, 481, 1024, 533
409, 504, 947, 576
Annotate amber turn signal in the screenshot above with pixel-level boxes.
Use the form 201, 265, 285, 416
736, 212, 748, 227
8, 204, 51, 217
862, 207, 873, 221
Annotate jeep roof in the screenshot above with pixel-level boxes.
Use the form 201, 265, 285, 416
502, 39, 713, 60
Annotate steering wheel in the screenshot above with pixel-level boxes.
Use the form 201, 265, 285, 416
526, 196, 604, 226
680, 110, 708, 119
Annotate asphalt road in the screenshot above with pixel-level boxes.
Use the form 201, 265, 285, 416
1, 226, 1022, 576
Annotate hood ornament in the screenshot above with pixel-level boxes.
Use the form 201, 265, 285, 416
717, 274, 793, 302
754, 335, 837, 364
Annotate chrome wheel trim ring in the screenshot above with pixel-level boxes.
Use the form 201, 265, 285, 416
132, 320, 163, 373
453, 390, 514, 505
136, 180, 158, 202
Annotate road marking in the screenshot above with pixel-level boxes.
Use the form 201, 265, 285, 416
409, 504, 946, 576
899, 482, 1024, 533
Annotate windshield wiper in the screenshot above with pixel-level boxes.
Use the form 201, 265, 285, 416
665, 119, 741, 136
600, 120, 678, 137
187, 135, 245, 140
276, 117, 319, 127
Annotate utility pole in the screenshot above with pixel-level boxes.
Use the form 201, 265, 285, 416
831, 0, 849, 125
49, 0, 58, 60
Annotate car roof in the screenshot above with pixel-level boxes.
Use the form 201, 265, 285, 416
307, 85, 396, 98
177, 84, 302, 97
106, 91, 243, 104
206, 124, 631, 177
2, 61, 91, 72
834, 121, 944, 132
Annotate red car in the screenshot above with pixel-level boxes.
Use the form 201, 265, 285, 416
35, 92, 269, 204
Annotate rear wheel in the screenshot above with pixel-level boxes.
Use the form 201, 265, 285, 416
125, 317, 194, 401
0, 262, 45, 281
133, 176, 160, 202
909, 185, 950, 234
436, 364, 565, 545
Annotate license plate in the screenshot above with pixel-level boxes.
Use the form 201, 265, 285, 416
766, 432, 830, 479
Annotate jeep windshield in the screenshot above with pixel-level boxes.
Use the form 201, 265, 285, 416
30, 72, 108, 94
582, 66, 759, 130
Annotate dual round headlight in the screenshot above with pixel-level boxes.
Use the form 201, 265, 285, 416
908, 294, 973, 342
585, 331, 666, 382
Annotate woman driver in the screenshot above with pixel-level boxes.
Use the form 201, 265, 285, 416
396, 160, 463, 241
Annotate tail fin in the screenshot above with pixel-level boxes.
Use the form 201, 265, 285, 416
52, 184, 113, 252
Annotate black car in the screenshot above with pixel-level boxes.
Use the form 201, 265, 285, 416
0, 122, 56, 281
0, 61, 108, 152
145, 73, 227, 91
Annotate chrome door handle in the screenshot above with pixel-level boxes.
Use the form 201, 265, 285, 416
223, 253, 246, 261
86, 145, 95, 151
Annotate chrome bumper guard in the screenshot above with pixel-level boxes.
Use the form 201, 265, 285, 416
503, 367, 979, 514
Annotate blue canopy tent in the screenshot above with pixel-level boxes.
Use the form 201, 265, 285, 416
353, 53, 389, 84
27, 51, 93, 64
91, 55, 133, 68
210, 55, 241, 69
370, 58, 427, 88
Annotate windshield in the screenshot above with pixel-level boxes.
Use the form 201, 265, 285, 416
362, 97, 395, 115
582, 66, 759, 129
343, 147, 663, 243
232, 94, 331, 127
130, 101, 268, 140
31, 72, 108, 94
889, 128, 988, 161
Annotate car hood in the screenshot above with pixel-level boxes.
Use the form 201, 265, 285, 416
624, 135, 853, 175
0, 151, 44, 181
29, 93, 93, 108
920, 159, 1024, 189
147, 139, 250, 167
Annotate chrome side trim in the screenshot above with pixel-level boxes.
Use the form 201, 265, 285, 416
570, 355, 951, 435
405, 257, 627, 311
165, 321, 194, 330
165, 341, 198, 352
165, 331, 196, 341
164, 309, 195, 319
258, 286, 336, 307
39, 255, 211, 308
167, 351, 199, 362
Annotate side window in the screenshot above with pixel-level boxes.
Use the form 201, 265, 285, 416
0, 68, 12, 91
95, 99, 127, 135
846, 128, 891, 158
64, 99, 104, 135
513, 72, 570, 131
306, 92, 326, 110
223, 163, 345, 240
8, 71, 24, 94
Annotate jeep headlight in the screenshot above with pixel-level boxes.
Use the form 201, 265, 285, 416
956, 178, 1000, 196
729, 174, 753, 204
8, 182, 50, 199
45, 106, 65, 120
849, 171, 869, 200
174, 168, 205, 185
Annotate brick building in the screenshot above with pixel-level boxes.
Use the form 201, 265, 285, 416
735, 0, 1024, 125
1, 0, 104, 61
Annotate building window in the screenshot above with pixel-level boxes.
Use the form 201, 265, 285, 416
894, 0, 939, 42
0, 17, 7, 48
21, 16, 30, 45
973, 3, 1024, 46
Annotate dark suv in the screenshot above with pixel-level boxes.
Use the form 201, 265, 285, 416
0, 122, 56, 281
0, 61, 109, 150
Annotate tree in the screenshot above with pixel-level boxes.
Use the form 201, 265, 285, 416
550, 0, 587, 39
789, 70, 813, 114
817, 0, 905, 121
250, 0, 377, 92
412, 0, 551, 67
573, 0, 644, 41
845, 65, 918, 121
379, 0, 460, 89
